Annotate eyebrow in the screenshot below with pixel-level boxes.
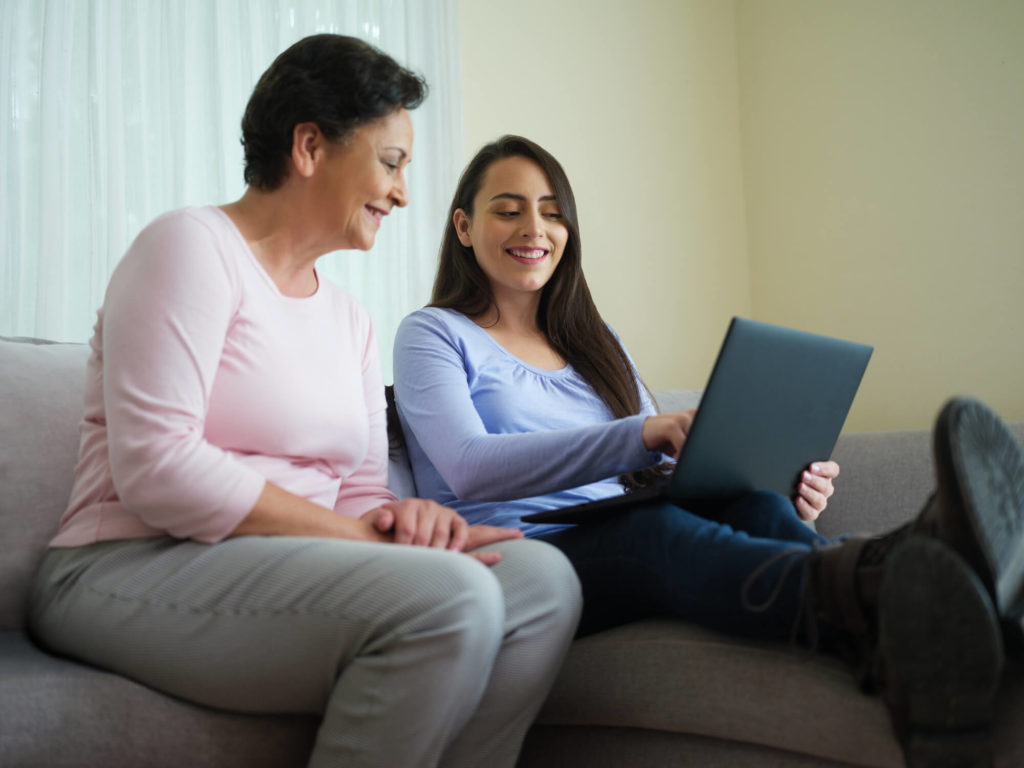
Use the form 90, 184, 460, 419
487, 193, 557, 203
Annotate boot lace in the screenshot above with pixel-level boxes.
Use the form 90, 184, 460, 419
740, 545, 817, 648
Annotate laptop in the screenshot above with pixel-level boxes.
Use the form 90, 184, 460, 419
521, 317, 873, 525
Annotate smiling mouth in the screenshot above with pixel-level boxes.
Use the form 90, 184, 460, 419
506, 247, 548, 261
365, 205, 388, 223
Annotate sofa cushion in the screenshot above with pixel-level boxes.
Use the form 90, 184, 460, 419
0, 631, 318, 768
534, 619, 907, 766
387, 442, 418, 499
534, 619, 1024, 768
0, 337, 90, 630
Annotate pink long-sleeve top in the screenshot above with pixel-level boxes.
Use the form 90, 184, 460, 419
51, 206, 396, 547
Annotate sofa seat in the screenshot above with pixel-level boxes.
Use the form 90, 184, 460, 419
532, 620, 901, 765
522, 619, 1024, 767
0, 631, 319, 768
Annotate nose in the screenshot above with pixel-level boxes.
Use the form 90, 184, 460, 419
520, 207, 544, 238
391, 169, 409, 208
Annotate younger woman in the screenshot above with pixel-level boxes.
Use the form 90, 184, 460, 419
393, 135, 1024, 759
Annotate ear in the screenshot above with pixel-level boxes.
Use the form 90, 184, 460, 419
453, 209, 473, 247
290, 122, 324, 179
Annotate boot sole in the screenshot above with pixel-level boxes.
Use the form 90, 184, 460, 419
879, 536, 1003, 767
936, 397, 1024, 621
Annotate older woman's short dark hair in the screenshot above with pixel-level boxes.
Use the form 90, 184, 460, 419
241, 34, 427, 190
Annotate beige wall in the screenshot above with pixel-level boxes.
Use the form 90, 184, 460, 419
738, 0, 1024, 431
460, 0, 752, 391
460, 0, 1024, 431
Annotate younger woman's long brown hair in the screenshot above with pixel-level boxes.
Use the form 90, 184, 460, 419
431, 135, 669, 490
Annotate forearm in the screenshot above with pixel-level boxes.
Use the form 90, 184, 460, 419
439, 417, 654, 501
230, 481, 390, 542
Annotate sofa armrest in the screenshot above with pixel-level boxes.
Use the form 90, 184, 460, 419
817, 429, 933, 538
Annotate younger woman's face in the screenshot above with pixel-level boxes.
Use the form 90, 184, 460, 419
454, 156, 568, 305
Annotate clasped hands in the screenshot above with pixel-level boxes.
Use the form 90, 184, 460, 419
642, 409, 839, 522
361, 499, 521, 565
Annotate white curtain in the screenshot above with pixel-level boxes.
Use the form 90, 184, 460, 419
1, 0, 461, 382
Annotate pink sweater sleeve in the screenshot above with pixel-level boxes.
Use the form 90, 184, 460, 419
100, 213, 266, 542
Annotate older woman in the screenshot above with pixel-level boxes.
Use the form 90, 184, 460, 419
28, 38, 581, 768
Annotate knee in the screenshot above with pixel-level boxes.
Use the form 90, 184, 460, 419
382, 553, 507, 653
444, 557, 508, 656
488, 538, 583, 630
624, 502, 701, 540
755, 491, 814, 531
431, 553, 507, 627
748, 490, 797, 515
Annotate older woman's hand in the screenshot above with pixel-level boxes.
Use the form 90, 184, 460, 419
794, 461, 840, 522
361, 500, 523, 565
362, 498, 470, 550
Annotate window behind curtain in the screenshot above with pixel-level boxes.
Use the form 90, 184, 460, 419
0, 0, 460, 383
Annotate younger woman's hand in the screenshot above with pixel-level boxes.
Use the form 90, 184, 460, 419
642, 409, 696, 459
462, 525, 524, 566
794, 461, 840, 522
361, 498, 469, 550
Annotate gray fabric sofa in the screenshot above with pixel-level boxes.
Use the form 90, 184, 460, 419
2, 334, 1022, 768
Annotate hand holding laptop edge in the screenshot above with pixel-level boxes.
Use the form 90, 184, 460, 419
795, 460, 841, 522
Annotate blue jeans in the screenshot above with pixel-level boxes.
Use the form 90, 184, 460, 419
537, 491, 829, 639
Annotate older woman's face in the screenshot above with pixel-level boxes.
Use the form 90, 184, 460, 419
318, 109, 413, 251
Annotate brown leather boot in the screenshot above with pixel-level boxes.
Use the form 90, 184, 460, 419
807, 534, 1003, 768
805, 396, 1020, 767
810, 395, 1024, 613
878, 536, 1003, 768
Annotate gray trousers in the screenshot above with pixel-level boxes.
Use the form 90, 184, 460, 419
28, 535, 582, 768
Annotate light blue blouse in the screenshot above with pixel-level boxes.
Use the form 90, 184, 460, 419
393, 307, 661, 536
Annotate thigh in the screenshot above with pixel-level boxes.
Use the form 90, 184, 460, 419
29, 535, 501, 714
